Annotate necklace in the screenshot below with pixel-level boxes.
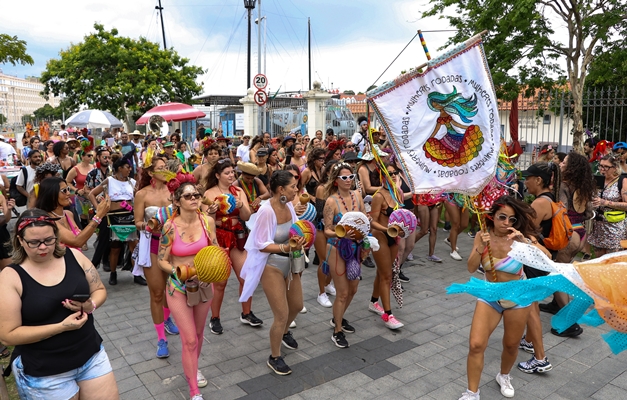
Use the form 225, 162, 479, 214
50, 210, 63, 218
238, 178, 256, 203
337, 191, 355, 213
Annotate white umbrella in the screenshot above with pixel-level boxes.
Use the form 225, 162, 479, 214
65, 110, 124, 129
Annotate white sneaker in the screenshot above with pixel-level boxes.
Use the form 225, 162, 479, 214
458, 389, 480, 400
324, 283, 336, 296
444, 237, 459, 251
290, 320, 296, 328
317, 292, 332, 307
197, 370, 207, 388
382, 313, 404, 329
191, 395, 204, 400
407, 253, 414, 261
300, 306, 307, 313
496, 373, 514, 398
450, 250, 462, 261
368, 301, 385, 316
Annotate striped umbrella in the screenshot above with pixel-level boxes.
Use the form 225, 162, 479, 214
65, 110, 124, 129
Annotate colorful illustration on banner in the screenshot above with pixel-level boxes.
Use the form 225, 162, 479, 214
423, 87, 484, 167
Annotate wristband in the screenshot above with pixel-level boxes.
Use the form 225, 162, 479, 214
87, 299, 97, 314
92, 216, 102, 225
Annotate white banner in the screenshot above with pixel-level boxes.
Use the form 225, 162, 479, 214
368, 39, 500, 196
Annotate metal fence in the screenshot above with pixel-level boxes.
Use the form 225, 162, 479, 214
501, 87, 626, 167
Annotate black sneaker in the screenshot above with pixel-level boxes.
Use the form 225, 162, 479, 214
281, 331, 298, 349
551, 323, 583, 337
133, 275, 147, 286
209, 317, 223, 335
103, 263, 111, 272
362, 257, 375, 268
332, 331, 349, 348
240, 311, 263, 326
267, 355, 292, 375
539, 299, 561, 315
108, 271, 117, 285
329, 318, 355, 333
443, 222, 451, 231
398, 271, 410, 283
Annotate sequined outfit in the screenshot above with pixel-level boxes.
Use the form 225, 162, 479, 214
588, 181, 627, 251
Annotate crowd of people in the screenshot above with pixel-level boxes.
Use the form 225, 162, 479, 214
0, 120, 623, 400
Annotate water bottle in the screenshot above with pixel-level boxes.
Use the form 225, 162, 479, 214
7, 155, 13, 167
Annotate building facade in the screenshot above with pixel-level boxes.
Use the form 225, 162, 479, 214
0, 71, 60, 126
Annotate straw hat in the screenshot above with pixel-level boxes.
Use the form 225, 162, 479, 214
238, 162, 261, 176
131, 130, 145, 137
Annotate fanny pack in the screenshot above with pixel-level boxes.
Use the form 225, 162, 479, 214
604, 210, 626, 223
289, 249, 306, 274
107, 212, 137, 241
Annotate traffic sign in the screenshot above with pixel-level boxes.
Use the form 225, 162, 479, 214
254, 90, 268, 106
253, 74, 268, 90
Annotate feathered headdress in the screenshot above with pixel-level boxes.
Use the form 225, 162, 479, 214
327, 139, 345, 155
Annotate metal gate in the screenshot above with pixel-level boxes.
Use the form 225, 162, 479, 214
501, 87, 626, 167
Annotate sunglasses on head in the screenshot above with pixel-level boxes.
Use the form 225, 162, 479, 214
496, 213, 517, 224
181, 193, 201, 201
337, 174, 356, 181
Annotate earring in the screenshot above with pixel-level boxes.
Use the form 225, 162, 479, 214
334, 181, 338, 186
150, 178, 156, 188
279, 195, 288, 204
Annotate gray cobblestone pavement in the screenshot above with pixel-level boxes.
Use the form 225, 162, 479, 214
88, 232, 627, 400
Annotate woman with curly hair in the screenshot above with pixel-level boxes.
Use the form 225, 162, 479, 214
323, 162, 368, 348
459, 195, 550, 400
203, 159, 259, 334
248, 135, 265, 165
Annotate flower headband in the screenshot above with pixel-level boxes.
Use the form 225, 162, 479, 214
165, 172, 197, 193
18, 215, 60, 232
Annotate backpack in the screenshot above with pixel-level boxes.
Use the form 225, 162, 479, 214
9, 167, 29, 207
539, 195, 573, 251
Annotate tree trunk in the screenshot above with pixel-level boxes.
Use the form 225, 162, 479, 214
570, 86, 584, 155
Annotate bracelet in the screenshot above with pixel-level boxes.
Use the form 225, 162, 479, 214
87, 299, 97, 314
475, 248, 483, 255
279, 244, 286, 253
92, 216, 102, 225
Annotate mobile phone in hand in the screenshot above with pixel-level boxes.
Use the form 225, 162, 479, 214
71, 294, 90, 316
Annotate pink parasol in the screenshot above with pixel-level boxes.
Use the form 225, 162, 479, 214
136, 102, 206, 124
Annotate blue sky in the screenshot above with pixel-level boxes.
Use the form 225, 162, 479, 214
1, 0, 453, 95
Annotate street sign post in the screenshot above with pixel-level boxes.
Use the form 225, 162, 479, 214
254, 90, 268, 106
253, 74, 268, 90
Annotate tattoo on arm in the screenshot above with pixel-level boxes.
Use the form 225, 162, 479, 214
85, 266, 104, 288
323, 201, 334, 228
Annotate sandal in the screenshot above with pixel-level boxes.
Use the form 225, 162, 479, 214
0, 345, 10, 359
582, 253, 592, 260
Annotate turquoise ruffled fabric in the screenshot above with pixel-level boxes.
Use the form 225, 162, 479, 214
448, 276, 627, 354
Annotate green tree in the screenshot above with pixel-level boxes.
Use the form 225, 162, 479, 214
33, 104, 64, 121
0, 114, 6, 125
21, 114, 34, 124
0, 33, 34, 66
423, 0, 627, 153
41, 23, 204, 127
343, 90, 355, 95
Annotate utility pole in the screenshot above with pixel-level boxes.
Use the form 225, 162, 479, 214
156, 0, 167, 50
308, 18, 312, 90
257, 0, 262, 134
244, 0, 256, 90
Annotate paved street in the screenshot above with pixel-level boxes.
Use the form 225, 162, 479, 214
90, 232, 627, 400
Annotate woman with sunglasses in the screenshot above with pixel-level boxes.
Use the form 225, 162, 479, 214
589, 154, 627, 256
459, 195, 549, 400
88, 155, 138, 286
158, 179, 217, 400
36, 177, 110, 251
134, 156, 181, 359
203, 159, 259, 334
368, 164, 405, 329
300, 148, 326, 203
66, 151, 96, 230
323, 162, 367, 348
0, 209, 119, 400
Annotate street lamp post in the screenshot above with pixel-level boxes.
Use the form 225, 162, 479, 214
244, 0, 256, 90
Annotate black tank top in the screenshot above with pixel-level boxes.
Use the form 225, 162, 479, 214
400, 178, 413, 210
305, 172, 319, 195
10, 250, 102, 377
537, 192, 555, 242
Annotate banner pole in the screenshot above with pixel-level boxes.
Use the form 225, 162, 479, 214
418, 30, 431, 61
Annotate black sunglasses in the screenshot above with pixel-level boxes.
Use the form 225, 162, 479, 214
181, 193, 201, 201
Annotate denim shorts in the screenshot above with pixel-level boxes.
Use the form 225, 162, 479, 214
13, 344, 112, 400
478, 298, 530, 314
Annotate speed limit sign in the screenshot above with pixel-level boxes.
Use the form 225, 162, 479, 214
253, 74, 267, 90
254, 90, 268, 106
